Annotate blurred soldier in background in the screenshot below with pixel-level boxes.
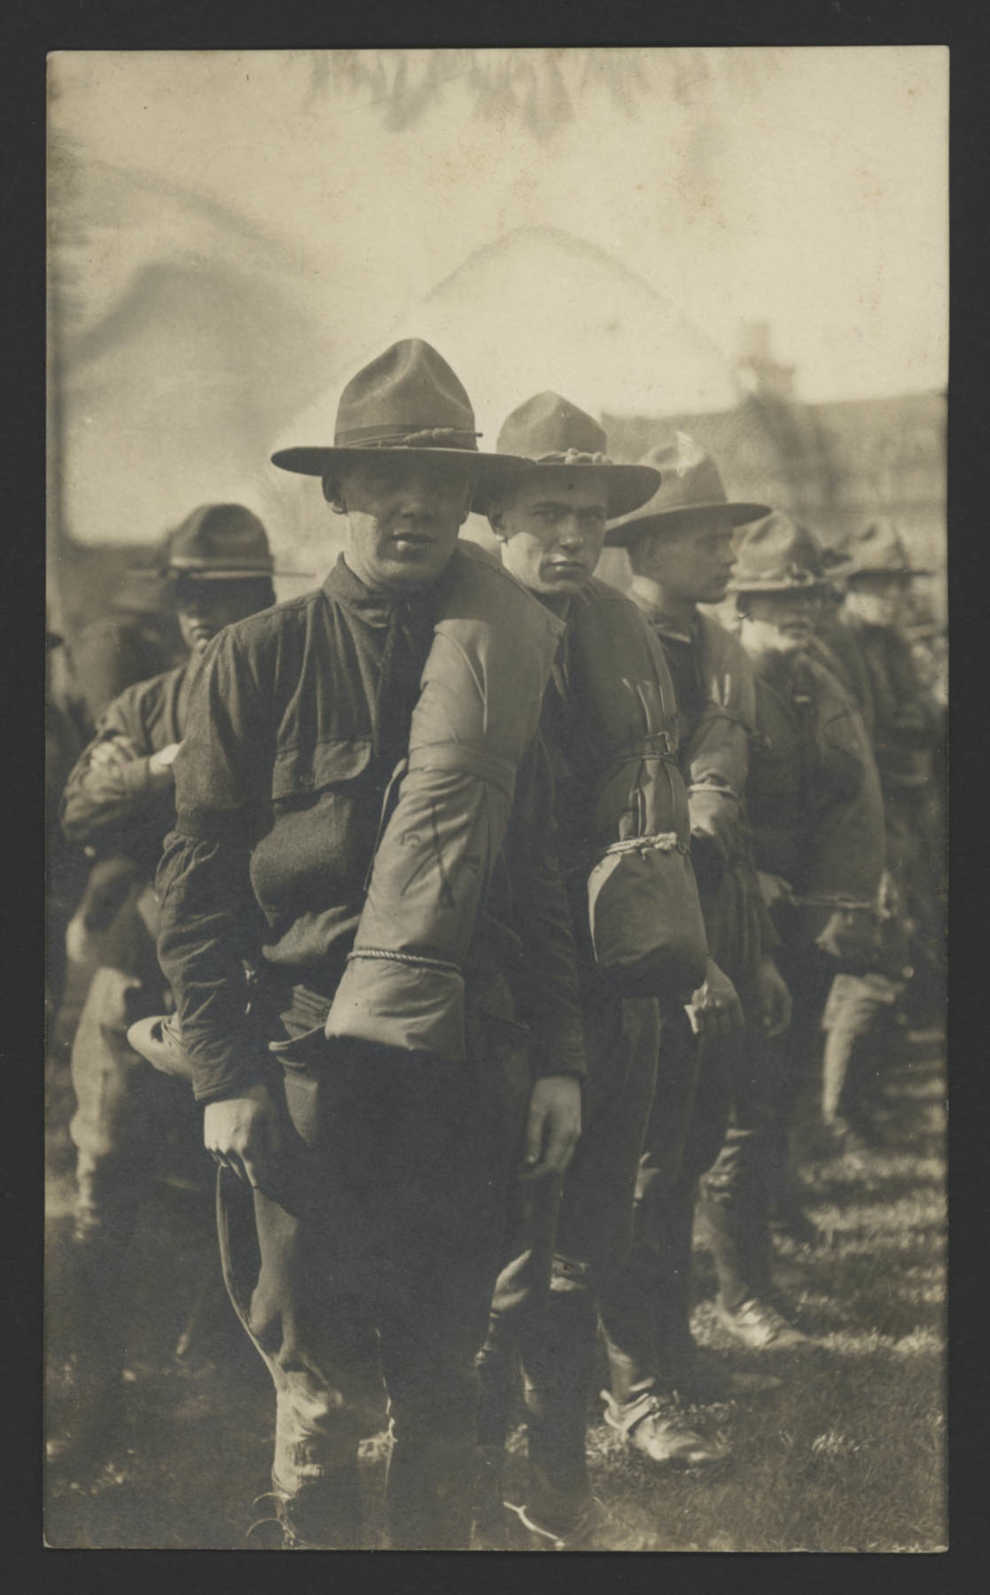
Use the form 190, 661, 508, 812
837, 521, 945, 1028
48, 540, 188, 1055
598, 439, 797, 1471
810, 546, 876, 741
724, 513, 886, 1224
46, 630, 90, 1037
48, 506, 281, 1473
763, 524, 909, 1151
803, 521, 944, 1149
61, 546, 187, 736
475, 395, 700, 1548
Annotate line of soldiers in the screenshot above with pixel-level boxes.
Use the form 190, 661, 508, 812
45, 339, 945, 1550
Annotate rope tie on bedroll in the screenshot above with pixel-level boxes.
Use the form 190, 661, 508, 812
324, 544, 564, 1063
600, 832, 688, 859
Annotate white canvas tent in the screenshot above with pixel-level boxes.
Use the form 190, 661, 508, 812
262, 224, 742, 590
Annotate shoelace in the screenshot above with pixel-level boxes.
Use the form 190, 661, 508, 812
246, 1490, 284, 1544
503, 1498, 569, 1549
505, 1494, 627, 1550
245, 1489, 317, 1548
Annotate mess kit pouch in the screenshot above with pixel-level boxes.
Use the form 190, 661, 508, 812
567, 582, 709, 1002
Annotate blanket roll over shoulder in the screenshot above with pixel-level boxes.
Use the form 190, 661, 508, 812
324, 543, 565, 1061
569, 583, 709, 1002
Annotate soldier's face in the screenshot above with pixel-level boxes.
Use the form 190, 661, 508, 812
490, 470, 609, 596
175, 579, 272, 654
844, 573, 909, 629
739, 590, 821, 655
337, 459, 473, 592
638, 516, 737, 604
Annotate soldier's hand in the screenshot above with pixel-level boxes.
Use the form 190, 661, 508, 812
148, 741, 182, 780
88, 734, 141, 772
815, 908, 875, 967
757, 871, 794, 912
755, 955, 792, 1038
203, 1082, 284, 1190
686, 958, 745, 1042
520, 1074, 582, 1180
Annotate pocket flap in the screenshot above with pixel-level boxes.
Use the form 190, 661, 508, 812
272, 737, 372, 802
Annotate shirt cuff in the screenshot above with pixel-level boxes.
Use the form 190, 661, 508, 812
189, 1036, 273, 1104
529, 1011, 588, 1080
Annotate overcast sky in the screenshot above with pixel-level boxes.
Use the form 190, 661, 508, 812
50, 47, 947, 406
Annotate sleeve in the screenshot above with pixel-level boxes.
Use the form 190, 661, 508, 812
60, 689, 162, 849
886, 631, 940, 741
685, 718, 750, 897
504, 737, 588, 1081
684, 624, 756, 880
805, 682, 886, 909
155, 632, 273, 1103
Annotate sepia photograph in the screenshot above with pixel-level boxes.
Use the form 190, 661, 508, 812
44, 46, 947, 1552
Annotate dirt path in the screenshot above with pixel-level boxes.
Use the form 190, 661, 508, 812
44, 1027, 945, 1551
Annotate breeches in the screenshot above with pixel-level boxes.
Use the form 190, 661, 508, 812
218, 979, 533, 1525
69, 902, 203, 1239
597, 1004, 731, 1396
477, 992, 659, 1494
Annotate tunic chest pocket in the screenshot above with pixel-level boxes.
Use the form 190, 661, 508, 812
270, 736, 373, 809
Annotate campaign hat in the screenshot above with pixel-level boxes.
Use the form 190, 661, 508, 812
163, 503, 305, 580
271, 338, 521, 493
726, 510, 831, 594
605, 430, 768, 547
839, 518, 933, 580
473, 391, 661, 519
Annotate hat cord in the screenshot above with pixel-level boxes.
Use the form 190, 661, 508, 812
357, 427, 481, 449
533, 448, 614, 467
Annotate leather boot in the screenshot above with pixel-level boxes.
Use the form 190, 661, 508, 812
517, 1263, 598, 1511
386, 1435, 477, 1550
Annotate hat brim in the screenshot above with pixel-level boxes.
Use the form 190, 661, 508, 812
271, 444, 506, 478
843, 564, 935, 580
471, 458, 661, 520
167, 561, 309, 580
725, 575, 830, 595
604, 499, 771, 548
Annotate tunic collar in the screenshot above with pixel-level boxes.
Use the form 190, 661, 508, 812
322, 553, 438, 630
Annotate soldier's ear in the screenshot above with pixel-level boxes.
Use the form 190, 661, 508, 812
487, 507, 507, 541
322, 474, 347, 514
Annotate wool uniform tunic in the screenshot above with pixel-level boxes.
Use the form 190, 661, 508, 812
60, 655, 211, 1240
599, 606, 780, 1404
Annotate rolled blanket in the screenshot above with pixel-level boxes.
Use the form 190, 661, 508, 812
324, 543, 564, 1062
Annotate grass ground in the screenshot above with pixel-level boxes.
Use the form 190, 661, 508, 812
44, 1025, 946, 1552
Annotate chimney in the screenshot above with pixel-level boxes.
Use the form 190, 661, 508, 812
734, 320, 796, 400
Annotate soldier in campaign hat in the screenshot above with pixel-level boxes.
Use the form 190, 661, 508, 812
60, 539, 188, 738
836, 518, 943, 1026
595, 440, 797, 1472
149, 341, 588, 1549
48, 506, 286, 1474
716, 511, 887, 1249
471, 394, 706, 1547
